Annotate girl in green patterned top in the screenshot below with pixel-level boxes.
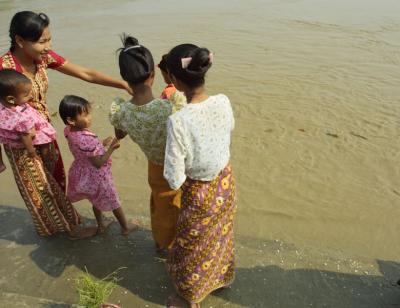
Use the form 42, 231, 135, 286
109, 35, 184, 251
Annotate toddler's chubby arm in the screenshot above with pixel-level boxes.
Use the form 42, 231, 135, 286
102, 136, 114, 147
88, 138, 120, 169
0, 145, 6, 173
20, 128, 37, 158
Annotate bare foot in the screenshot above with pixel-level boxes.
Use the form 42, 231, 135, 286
156, 247, 169, 259
97, 218, 114, 234
77, 214, 85, 225
166, 295, 200, 308
121, 219, 139, 236
166, 294, 187, 308
68, 226, 98, 240
0, 164, 6, 173
218, 282, 233, 290
100, 303, 121, 308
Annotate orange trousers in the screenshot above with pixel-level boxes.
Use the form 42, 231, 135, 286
148, 161, 180, 249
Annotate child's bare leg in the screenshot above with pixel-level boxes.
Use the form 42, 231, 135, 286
112, 207, 138, 235
39, 143, 56, 173
0, 146, 6, 173
39, 144, 50, 160
93, 206, 113, 234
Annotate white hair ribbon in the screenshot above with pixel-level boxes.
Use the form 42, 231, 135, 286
124, 45, 141, 52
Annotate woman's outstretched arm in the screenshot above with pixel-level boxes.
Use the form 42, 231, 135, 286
56, 62, 132, 94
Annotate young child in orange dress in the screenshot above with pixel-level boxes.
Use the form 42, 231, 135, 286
158, 54, 186, 112
158, 54, 177, 100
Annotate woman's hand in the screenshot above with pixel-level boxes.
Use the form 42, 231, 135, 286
114, 128, 127, 140
123, 81, 133, 95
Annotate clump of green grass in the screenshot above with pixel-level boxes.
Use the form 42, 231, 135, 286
75, 267, 125, 308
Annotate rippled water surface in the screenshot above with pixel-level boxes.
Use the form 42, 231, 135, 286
0, 0, 399, 260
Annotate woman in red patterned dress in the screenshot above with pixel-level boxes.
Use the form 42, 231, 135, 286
0, 11, 130, 238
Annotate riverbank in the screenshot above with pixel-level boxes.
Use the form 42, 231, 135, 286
1, 203, 399, 308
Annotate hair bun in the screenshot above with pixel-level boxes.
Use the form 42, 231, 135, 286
122, 34, 140, 48
187, 47, 212, 73
166, 43, 212, 88
117, 34, 154, 84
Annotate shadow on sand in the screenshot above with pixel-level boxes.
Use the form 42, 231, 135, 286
214, 262, 400, 308
1, 204, 399, 307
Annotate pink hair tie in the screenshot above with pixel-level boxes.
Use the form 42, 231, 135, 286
181, 52, 214, 69
209, 52, 214, 63
181, 57, 192, 69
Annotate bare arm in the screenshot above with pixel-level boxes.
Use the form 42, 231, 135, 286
88, 138, 120, 169
21, 133, 37, 158
102, 136, 114, 147
56, 62, 132, 94
0, 145, 4, 166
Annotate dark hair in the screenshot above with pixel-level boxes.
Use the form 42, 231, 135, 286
59, 95, 90, 125
9, 11, 50, 51
166, 44, 212, 88
117, 34, 154, 84
0, 69, 31, 99
158, 54, 168, 72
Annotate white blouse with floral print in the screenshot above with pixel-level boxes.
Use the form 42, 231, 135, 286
110, 97, 184, 165
164, 94, 235, 190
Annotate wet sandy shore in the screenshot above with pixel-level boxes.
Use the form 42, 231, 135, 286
1, 203, 399, 308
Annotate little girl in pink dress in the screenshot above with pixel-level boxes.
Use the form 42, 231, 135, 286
59, 95, 137, 235
0, 69, 95, 239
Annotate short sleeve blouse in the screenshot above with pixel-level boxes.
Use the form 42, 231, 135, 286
164, 94, 234, 189
0, 50, 66, 120
78, 135, 104, 158
109, 97, 180, 165
64, 127, 105, 160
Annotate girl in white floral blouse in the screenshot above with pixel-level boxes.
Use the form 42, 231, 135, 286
109, 35, 184, 252
163, 44, 236, 308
